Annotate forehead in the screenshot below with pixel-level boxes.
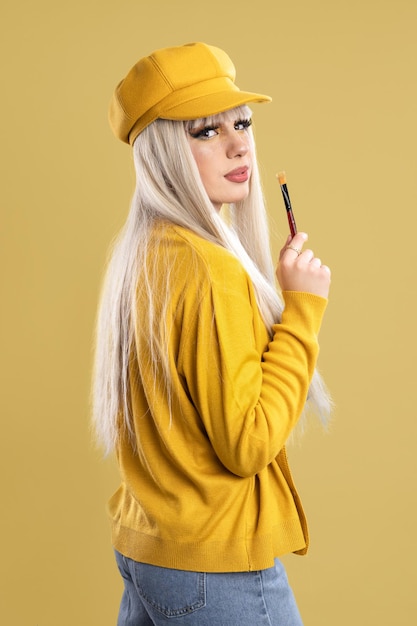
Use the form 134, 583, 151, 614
186, 105, 252, 129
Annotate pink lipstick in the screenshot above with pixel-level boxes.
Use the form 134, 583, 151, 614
224, 166, 249, 183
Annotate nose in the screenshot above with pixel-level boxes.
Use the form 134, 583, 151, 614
226, 131, 249, 158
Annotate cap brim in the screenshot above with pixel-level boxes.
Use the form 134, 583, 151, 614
127, 81, 272, 144
161, 90, 272, 121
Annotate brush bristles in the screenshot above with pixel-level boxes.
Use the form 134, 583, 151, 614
276, 171, 286, 185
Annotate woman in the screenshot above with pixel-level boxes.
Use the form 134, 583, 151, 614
93, 42, 332, 625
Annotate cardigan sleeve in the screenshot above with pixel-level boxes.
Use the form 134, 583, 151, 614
177, 246, 327, 478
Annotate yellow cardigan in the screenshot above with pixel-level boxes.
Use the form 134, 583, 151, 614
108, 224, 327, 572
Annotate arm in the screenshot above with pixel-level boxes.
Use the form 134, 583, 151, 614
179, 250, 328, 478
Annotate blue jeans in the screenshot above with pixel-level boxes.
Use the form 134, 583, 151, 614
115, 550, 304, 625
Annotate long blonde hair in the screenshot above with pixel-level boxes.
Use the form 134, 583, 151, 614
92, 106, 332, 454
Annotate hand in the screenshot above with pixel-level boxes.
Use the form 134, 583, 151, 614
276, 232, 331, 299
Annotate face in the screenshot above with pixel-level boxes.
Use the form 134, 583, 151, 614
186, 109, 254, 211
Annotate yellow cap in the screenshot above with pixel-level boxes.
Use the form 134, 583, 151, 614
109, 42, 271, 145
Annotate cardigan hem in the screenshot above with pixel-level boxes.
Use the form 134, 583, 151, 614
110, 518, 307, 573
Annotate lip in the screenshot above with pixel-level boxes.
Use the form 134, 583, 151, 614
224, 166, 249, 183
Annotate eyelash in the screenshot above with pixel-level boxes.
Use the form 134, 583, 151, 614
235, 118, 252, 131
189, 118, 252, 139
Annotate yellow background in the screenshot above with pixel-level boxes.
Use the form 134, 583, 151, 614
1, 1, 416, 624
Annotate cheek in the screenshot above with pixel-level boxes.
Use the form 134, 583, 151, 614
191, 148, 217, 183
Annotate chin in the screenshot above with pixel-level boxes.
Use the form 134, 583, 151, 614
210, 187, 250, 208
224, 190, 250, 206
229, 193, 249, 205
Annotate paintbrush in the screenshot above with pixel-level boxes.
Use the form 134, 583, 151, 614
276, 171, 297, 238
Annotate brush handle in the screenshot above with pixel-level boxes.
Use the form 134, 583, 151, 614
280, 183, 297, 237
286, 208, 297, 238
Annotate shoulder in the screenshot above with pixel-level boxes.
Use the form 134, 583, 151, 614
153, 223, 249, 288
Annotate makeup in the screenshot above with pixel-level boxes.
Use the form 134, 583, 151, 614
276, 171, 297, 237
225, 166, 249, 183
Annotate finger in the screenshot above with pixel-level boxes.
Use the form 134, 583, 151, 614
299, 248, 314, 262
310, 257, 322, 268
289, 232, 308, 248
284, 232, 307, 257
279, 235, 293, 260
285, 244, 302, 258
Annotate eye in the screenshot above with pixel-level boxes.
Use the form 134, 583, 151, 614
188, 125, 219, 140
234, 118, 252, 131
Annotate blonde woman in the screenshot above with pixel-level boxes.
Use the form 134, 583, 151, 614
93, 42, 332, 626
